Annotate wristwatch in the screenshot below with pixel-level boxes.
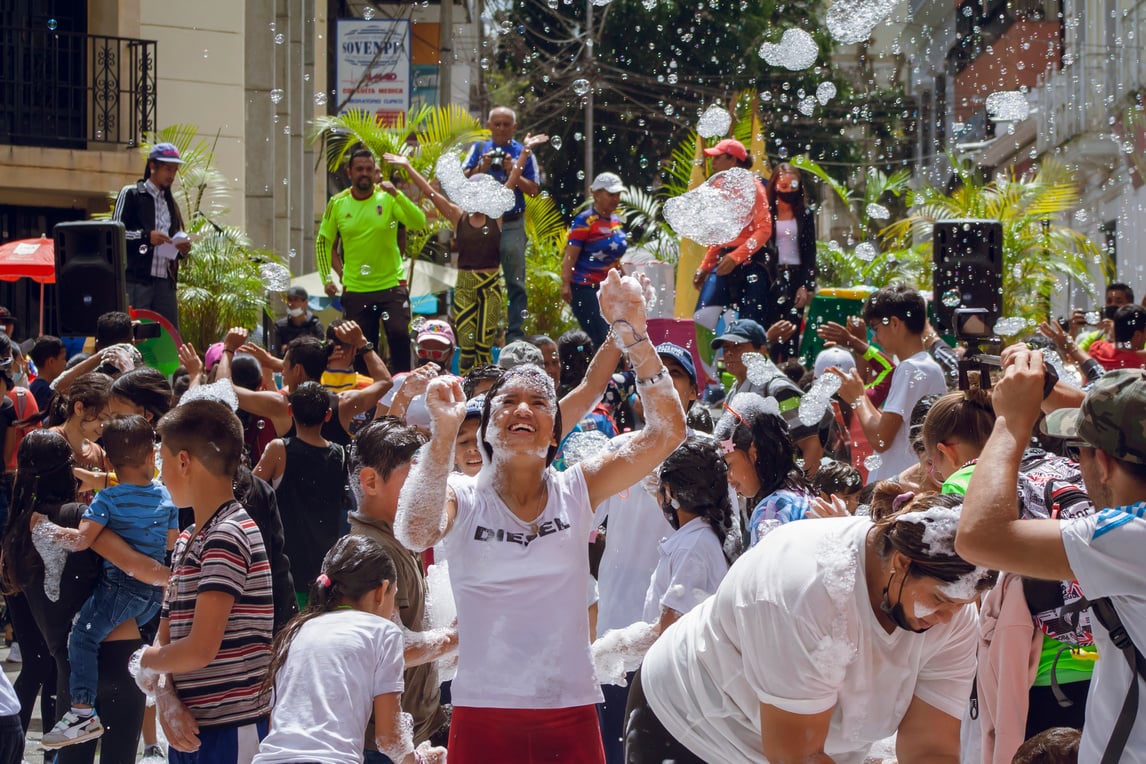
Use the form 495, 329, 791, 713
355, 342, 375, 356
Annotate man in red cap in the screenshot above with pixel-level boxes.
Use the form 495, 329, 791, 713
113, 142, 192, 329
690, 139, 772, 380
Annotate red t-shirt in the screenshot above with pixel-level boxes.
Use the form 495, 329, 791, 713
1089, 339, 1146, 370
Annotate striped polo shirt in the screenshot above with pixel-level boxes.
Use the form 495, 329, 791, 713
163, 501, 273, 728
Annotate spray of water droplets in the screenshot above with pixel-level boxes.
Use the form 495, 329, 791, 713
697, 105, 733, 139
663, 167, 758, 246
758, 28, 818, 71
434, 153, 517, 218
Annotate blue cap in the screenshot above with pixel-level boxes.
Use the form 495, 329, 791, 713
655, 342, 697, 385
712, 319, 768, 349
148, 142, 184, 164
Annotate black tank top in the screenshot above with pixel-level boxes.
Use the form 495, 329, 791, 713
455, 214, 502, 271
276, 438, 351, 589
285, 390, 353, 446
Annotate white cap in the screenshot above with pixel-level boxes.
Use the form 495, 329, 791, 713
590, 172, 625, 193
814, 346, 856, 378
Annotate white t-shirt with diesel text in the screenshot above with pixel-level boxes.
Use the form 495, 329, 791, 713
442, 465, 602, 709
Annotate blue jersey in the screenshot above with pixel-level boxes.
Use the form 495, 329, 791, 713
83, 481, 179, 571
566, 208, 627, 285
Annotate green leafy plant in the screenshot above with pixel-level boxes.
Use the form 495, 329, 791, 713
522, 193, 577, 339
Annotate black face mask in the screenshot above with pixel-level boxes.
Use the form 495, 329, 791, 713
659, 490, 681, 531
776, 189, 802, 204
880, 568, 930, 634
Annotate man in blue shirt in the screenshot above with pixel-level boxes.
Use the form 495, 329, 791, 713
463, 107, 543, 342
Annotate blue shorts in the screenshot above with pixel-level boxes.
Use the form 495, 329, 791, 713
168, 718, 268, 764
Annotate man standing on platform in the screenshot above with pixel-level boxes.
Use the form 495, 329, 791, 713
317, 148, 427, 373
114, 142, 192, 330
463, 107, 543, 342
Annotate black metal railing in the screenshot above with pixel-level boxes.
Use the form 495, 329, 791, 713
0, 27, 157, 148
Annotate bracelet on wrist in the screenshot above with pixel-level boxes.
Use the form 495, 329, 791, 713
609, 320, 649, 351
636, 367, 669, 386
850, 394, 866, 410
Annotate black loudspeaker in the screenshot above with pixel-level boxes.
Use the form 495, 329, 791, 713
53, 221, 128, 337
932, 219, 1004, 335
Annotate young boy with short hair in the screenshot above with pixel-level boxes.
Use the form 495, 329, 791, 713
829, 285, 948, 481
40, 414, 179, 748
140, 400, 274, 764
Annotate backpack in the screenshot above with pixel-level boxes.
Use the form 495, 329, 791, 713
1016, 449, 1097, 647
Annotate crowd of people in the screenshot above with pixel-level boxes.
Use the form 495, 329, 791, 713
0, 104, 1142, 764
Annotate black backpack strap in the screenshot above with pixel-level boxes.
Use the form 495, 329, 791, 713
1090, 597, 1146, 764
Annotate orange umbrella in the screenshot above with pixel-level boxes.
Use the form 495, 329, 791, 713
0, 236, 56, 332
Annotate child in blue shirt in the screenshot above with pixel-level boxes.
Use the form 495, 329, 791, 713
40, 414, 177, 749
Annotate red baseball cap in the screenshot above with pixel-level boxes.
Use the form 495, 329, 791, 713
703, 138, 748, 162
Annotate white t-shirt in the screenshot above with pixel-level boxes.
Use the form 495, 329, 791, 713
0, 671, 17, 717
869, 351, 947, 481
1061, 505, 1146, 764
640, 517, 977, 764
442, 465, 602, 709
643, 517, 730, 622
775, 218, 801, 266
594, 432, 675, 635
254, 610, 405, 764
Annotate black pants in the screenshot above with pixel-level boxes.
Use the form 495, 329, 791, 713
725, 259, 772, 326
5, 592, 55, 733
0, 714, 23, 764
54, 638, 146, 764
1026, 680, 1089, 739
623, 668, 706, 764
341, 287, 412, 372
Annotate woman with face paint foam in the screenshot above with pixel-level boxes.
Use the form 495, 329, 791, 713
624, 491, 995, 764
394, 270, 686, 764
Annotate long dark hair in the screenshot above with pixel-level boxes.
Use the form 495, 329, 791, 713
29, 372, 112, 428
715, 393, 809, 503
0, 430, 78, 593
557, 330, 594, 397
658, 436, 740, 563
111, 367, 173, 423
261, 535, 397, 699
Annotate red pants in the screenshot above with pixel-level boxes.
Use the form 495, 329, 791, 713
447, 705, 606, 764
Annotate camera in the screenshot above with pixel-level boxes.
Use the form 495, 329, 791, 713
485, 147, 508, 166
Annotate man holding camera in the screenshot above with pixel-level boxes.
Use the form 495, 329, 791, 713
462, 106, 543, 342
959, 351, 1146, 764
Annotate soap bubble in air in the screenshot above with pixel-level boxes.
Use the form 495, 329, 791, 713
572, 79, 591, 96
47, 18, 58, 30
816, 81, 837, 104
993, 317, 1030, 336
314, 91, 328, 106
825, 0, 896, 43
270, 89, 284, 104
363, 6, 376, 19
863, 453, 883, 472
758, 28, 818, 71
696, 105, 733, 139
865, 203, 890, 220
274, 33, 285, 44
941, 289, 961, 308
797, 97, 817, 116
854, 242, 878, 262
550, 136, 563, 150
985, 90, 1030, 122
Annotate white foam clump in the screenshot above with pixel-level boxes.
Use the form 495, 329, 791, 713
663, 167, 759, 246
865, 203, 890, 221
258, 262, 291, 292
895, 504, 961, 555
797, 97, 817, 116
811, 528, 859, 685
32, 520, 70, 602
939, 566, 992, 600
562, 431, 611, 467
742, 353, 787, 390
993, 317, 1030, 336
434, 152, 517, 218
798, 372, 842, 427
179, 379, 239, 411
1041, 346, 1081, 388
986, 90, 1030, 122
863, 453, 882, 472
758, 28, 818, 71
715, 389, 781, 438
425, 561, 458, 682
378, 711, 416, 763
696, 104, 732, 139
854, 242, 879, 261
129, 646, 160, 705
825, 0, 896, 43
591, 621, 659, 686
816, 81, 837, 105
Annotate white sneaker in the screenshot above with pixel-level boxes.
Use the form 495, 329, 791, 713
5, 642, 20, 663
41, 711, 104, 749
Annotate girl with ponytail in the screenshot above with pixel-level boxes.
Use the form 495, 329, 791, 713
254, 535, 446, 764
644, 435, 739, 634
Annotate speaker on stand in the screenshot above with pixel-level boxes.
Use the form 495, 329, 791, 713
52, 221, 128, 337
932, 219, 1004, 338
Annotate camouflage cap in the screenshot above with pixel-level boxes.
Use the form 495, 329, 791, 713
1042, 368, 1146, 464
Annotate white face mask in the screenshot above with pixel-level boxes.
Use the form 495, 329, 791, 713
287, 307, 305, 318
11, 371, 26, 388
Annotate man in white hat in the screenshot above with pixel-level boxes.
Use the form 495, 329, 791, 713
561, 172, 629, 347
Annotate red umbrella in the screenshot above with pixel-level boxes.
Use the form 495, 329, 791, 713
0, 236, 56, 331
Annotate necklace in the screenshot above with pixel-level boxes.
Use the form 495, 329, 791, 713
527, 483, 548, 535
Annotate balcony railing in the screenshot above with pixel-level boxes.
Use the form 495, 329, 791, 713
0, 28, 157, 149
1033, 50, 1131, 155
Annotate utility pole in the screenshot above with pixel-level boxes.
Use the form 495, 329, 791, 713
584, 0, 594, 195
438, 0, 453, 106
